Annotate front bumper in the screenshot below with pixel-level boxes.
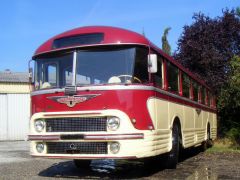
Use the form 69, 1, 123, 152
29, 110, 171, 159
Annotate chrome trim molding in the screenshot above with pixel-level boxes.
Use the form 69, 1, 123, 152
28, 133, 144, 141
31, 85, 215, 111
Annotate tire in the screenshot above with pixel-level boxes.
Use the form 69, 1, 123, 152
165, 124, 180, 169
73, 159, 91, 168
201, 124, 210, 151
206, 125, 213, 148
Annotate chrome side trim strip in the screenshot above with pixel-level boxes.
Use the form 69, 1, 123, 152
31, 85, 215, 111
28, 135, 60, 141
28, 133, 144, 141
31, 88, 64, 96
84, 133, 144, 140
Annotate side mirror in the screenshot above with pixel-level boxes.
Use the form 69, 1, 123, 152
148, 54, 158, 73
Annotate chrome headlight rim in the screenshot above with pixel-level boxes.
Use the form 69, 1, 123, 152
107, 117, 120, 131
36, 143, 44, 153
34, 119, 45, 132
109, 142, 120, 154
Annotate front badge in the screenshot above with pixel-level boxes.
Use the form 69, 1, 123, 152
48, 94, 100, 107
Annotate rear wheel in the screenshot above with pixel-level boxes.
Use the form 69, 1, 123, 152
165, 124, 180, 169
73, 159, 91, 168
206, 124, 213, 148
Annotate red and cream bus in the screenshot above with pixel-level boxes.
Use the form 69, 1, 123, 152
28, 26, 217, 168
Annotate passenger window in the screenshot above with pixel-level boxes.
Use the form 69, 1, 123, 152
192, 81, 199, 102
201, 87, 206, 104
182, 73, 190, 98
207, 91, 211, 107
167, 62, 179, 93
154, 56, 163, 88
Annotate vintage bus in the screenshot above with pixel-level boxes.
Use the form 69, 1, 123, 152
28, 26, 217, 168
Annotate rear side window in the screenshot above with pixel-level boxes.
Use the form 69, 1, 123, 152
201, 87, 206, 104
167, 62, 179, 93
192, 81, 199, 102
182, 73, 190, 98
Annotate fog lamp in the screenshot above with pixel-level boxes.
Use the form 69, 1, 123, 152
109, 142, 120, 154
107, 117, 120, 131
36, 143, 44, 153
35, 120, 45, 132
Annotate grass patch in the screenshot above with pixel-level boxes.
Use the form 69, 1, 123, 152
207, 138, 240, 153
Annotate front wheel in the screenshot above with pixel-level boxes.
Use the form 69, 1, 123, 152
165, 124, 180, 169
73, 159, 91, 168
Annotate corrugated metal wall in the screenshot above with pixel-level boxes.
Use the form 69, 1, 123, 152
0, 94, 30, 140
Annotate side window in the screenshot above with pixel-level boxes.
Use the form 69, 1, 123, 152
154, 56, 163, 88
44, 63, 57, 87
134, 47, 148, 83
182, 73, 190, 98
207, 91, 211, 107
167, 62, 179, 93
201, 86, 206, 104
192, 81, 199, 102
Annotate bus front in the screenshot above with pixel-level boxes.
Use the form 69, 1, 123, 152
28, 26, 161, 166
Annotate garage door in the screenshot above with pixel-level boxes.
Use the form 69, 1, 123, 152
0, 94, 30, 140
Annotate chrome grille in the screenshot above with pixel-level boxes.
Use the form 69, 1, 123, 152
46, 117, 107, 132
47, 142, 108, 154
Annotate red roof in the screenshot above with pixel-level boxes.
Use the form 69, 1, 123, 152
34, 26, 149, 57
33, 25, 211, 90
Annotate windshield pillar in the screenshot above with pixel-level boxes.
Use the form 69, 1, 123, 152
72, 51, 77, 86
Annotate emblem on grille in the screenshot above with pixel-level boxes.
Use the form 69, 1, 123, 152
48, 94, 100, 107
70, 143, 77, 150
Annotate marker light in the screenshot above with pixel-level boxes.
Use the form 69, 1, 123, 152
36, 143, 44, 153
109, 142, 120, 154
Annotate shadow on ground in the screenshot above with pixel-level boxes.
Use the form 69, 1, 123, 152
38, 147, 204, 179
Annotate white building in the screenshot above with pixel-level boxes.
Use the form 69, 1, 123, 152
0, 71, 30, 140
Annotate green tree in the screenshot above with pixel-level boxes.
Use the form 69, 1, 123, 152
218, 56, 240, 142
161, 27, 171, 55
174, 9, 240, 91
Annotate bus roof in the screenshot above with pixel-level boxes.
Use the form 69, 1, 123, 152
33, 26, 211, 90
34, 26, 149, 57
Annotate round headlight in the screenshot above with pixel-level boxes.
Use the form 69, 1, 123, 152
36, 143, 44, 153
35, 120, 45, 132
109, 142, 120, 154
107, 117, 120, 131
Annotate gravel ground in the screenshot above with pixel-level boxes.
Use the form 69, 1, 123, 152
0, 141, 240, 179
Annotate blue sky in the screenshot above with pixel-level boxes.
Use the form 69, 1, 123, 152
0, 0, 239, 72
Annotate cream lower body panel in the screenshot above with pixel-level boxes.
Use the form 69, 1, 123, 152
29, 110, 172, 159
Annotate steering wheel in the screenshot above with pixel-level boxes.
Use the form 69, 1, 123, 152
117, 75, 142, 83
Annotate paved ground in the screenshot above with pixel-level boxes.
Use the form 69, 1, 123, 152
0, 141, 240, 179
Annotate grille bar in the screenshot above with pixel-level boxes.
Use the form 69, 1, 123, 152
47, 142, 108, 154
46, 117, 107, 132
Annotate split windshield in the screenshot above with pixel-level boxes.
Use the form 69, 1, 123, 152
34, 46, 148, 90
